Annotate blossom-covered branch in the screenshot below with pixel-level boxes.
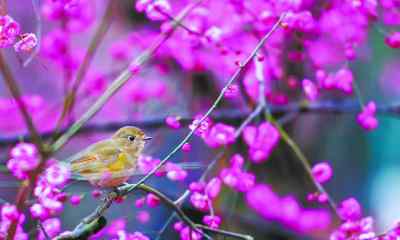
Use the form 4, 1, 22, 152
54, 184, 253, 240
51, 0, 205, 152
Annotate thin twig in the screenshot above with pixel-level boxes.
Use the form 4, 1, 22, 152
53, 0, 115, 137
38, 221, 50, 240
51, 0, 205, 152
122, 12, 286, 196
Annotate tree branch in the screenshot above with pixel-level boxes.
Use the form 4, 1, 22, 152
54, 184, 252, 240
53, 0, 115, 137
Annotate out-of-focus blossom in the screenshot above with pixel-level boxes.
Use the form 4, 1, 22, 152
146, 193, 160, 208
189, 114, 212, 137
0, 15, 20, 48
205, 177, 221, 199
312, 162, 333, 184
7, 143, 40, 180
203, 215, 221, 229
338, 197, 362, 221
246, 184, 331, 233
136, 210, 150, 224
181, 143, 192, 152
243, 122, 280, 163
14, 33, 38, 52
38, 218, 61, 240
166, 115, 181, 129
385, 32, 400, 49
165, 162, 188, 181
356, 101, 378, 131
203, 123, 235, 148
302, 79, 319, 101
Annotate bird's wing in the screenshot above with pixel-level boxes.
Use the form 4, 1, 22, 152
68, 140, 121, 173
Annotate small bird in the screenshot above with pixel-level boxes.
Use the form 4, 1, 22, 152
67, 126, 152, 188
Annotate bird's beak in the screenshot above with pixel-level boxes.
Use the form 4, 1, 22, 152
143, 136, 152, 141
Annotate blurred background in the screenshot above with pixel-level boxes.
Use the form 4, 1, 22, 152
0, 0, 399, 239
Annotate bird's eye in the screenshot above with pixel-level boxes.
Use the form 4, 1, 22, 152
127, 135, 135, 142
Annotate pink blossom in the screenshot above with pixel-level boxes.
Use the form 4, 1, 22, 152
0, 15, 20, 48
145, 0, 171, 21
243, 122, 280, 163
165, 115, 181, 129
189, 181, 205, 192
335, 68, 354, 94
338, 197, 362, 221
127, 231, 150, 240
69, 195, 81, 206
136, 210, 150, 224
385, 32, 400, 49
179, 226, 203, 240
356, 101, 378, 131
203, 123, 236, 148
30, 203, 49, 220
7, 143, 39, 180
203, 215, 221, 229
135, 197, 145, 208
312, 162, 333, 184
205, 177, 221, 199
189, 114, 212, 137
91, 189, 102, 198
224, 84, 239, 99
146, 193, 160, 208
165, 162, 188, 181
14, 33, 38, 52
135, 0, 151, 12
190, 192, 209, 211
181, 143, 192, 152
39, 218, 61, 240
302, 79, 319, 101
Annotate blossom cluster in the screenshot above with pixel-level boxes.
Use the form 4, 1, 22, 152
0, 15, 37, 52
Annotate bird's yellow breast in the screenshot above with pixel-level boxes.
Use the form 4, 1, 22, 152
107, 153, 130, 171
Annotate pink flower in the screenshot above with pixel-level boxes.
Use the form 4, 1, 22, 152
243, 122, 280, 163
224, 84, 239, 99
181, 143, 192, 152
385, 32, 400, 48
30, 203, 49, 220
335, 68, 354, 94
1, 203, 20, 221
302, 79, 319, 101
39, 218, 61, 240
311, 162, 333, 184
338, 197, 362, 221
0, 15, 20, 48
203, 123, 235, 148
136, 210, 150, 224
203, 215, 221, 229
135, 0, 151, 12
190, 192, 209, 212
165, 115, 181, 129
179, 226, 203, 240
7, 143, 40, 180
146, 193, 160, 208
14, 33, 38, 52
356, 101, 378, 131
205, 178, 221, 199
145, 0, 171, 21
189, 114, 212, 137
165, 162, 188, 181
69, 195, 81, 206
127, 231, 150, 240
246, 184, 281, 220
